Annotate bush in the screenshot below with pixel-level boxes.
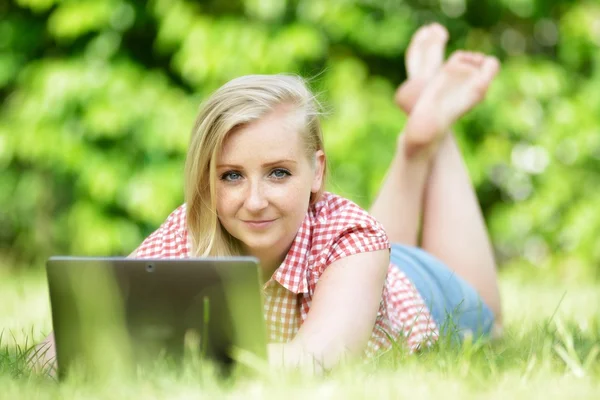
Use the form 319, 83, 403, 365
1, 0, 599, 280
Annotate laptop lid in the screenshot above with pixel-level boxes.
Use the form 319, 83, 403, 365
46, 256, 267, 379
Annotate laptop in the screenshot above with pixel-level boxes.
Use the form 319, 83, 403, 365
46, 257, 268, 379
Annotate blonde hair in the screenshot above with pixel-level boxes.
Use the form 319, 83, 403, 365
184, 74, 326, 257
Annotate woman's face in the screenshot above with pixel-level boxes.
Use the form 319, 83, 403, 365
215, 104, 325, 271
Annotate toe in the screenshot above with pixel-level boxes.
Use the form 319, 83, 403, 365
449, 51, 490, 69
480, 56, 500, 81
470, 53, 486, 65
473, 57, 500, 98
429, 23, 449, 42
461, 52, 485, 66
418, 26, 433, 42
407, 25, 430, 56
414, 25, 432, 43
448, 50, 467, 64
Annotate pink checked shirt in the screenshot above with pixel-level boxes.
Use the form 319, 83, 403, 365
134, 192, 438, 355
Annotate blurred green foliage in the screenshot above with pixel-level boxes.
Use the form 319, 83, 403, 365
1, 0, 599, 280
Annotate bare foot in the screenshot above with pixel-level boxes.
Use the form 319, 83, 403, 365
394, 23, 449, 113
402, 51, 500, 158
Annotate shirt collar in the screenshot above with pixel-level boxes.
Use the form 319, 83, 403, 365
269, 211, 313, 294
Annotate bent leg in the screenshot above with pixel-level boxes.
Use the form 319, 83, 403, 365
369, 137, 433, 246
408, 51, 503, 325
421, 134, 503, 325
376, 51, 504, 330
369, 23, 449, 246
371, 25, 503, 330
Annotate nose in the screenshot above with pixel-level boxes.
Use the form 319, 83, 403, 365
243, 180, 268, 213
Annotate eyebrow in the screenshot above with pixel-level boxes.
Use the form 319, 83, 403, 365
217, 159, 298, 169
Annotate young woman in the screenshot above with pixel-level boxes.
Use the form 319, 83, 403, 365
33, 23, 502, 373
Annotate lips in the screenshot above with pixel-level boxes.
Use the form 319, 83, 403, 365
242, 219, 276, 229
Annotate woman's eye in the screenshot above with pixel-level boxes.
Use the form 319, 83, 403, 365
221, 171, 242, 182
270, 168, 291, 179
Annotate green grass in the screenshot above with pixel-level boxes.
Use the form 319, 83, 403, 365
1, 268, 599, 399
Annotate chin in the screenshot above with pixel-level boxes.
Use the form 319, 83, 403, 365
241, 235, 287, 256
243, 239, 279, 252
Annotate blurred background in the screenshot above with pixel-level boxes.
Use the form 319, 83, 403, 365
0, 0, 599, 282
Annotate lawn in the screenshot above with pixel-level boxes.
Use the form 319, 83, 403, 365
1, 267, 599, 399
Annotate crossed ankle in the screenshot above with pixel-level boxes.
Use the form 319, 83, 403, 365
397, 133, 439, 163
395, 79, 427, 115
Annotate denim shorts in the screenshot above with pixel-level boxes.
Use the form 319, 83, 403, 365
390, 243, 495, 343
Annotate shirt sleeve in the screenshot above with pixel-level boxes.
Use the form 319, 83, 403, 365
309, 197, 395, 356
322, 201, 390, 268
133, 205, 189, 258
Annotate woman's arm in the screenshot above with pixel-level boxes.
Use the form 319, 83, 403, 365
271, 249, 389, 371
